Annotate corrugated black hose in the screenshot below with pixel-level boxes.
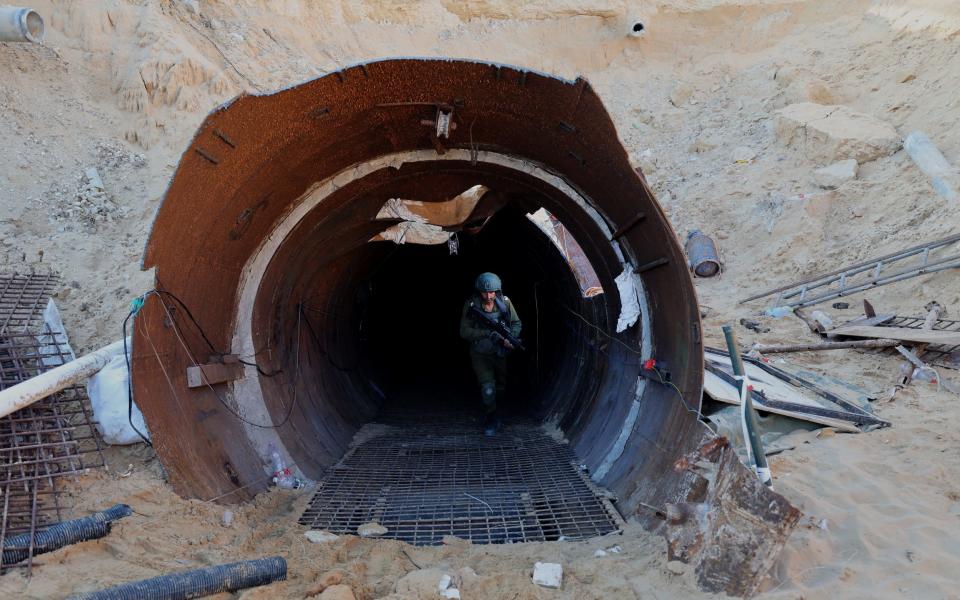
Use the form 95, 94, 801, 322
68, 556, 288, 600
2, 504, 132, 566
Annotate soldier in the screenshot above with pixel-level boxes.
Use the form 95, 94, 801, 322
460, 272, 522, 436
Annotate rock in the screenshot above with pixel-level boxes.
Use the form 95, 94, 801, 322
532, 562, 563, 589
440, 589, 461, 599
357, 521, 388, 537
593, 549, 608, 557
396, 568, 448, 596
774, 103, 901, 163
813, 159, 858, 189
305, 530, 339, 544
318, 584, 356, 600
732, 146, 757, 163
666, 560, 688, 575
438, 574, 452, 591
775, 67, 837, 104
688, 136, 717, 154
305, 571, 344, 597
221, 510, 233, 528
669, 82, 695, 107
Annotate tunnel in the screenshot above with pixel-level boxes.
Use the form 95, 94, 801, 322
132, 59, 797, 595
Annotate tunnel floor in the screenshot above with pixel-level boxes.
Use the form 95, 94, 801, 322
298, 405, 625, 545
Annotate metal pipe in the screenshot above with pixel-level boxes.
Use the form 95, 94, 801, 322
0, 6, 44, 43
722, 326, 771, 487
0, 338, 128, 419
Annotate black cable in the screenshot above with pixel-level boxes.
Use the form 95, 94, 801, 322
299, 303, 361, 372
156, 294, 301, 430
122, 308, 153, 446
153, 289, 282, 378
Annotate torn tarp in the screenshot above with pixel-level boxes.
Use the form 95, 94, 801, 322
615, 269, 640, 333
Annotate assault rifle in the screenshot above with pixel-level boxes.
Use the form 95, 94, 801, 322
467, 305, 526, 352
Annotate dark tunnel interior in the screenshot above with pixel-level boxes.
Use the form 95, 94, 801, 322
361, 205, 600, 419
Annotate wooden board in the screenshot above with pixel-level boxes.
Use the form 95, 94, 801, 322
703, 371, 860, 432
186, 362, 245, 388
829, 325, 960, 345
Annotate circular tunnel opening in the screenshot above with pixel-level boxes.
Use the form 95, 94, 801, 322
136, 61, 707, 542
251, 165, 624, 481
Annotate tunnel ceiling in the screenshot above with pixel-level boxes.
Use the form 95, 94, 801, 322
131, 58, 797, 595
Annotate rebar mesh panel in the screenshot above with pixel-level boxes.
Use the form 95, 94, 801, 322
299, 412, 622, 546
0, 271, 58, 333
0, 275, 106, 570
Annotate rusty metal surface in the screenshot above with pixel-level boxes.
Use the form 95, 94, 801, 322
665, 436, 801, 596
135, 59, 796, 593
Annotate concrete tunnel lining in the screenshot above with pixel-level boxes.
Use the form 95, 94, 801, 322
133, 57, 713, 523
230, 148, 654, 479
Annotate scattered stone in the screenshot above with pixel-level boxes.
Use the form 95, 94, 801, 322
688, 136, 717, 154
593, 549, 608, 557
396, 568, 448, 596
813, 159, 859, 189
357, 521, 388, 537
221, 510, 233, 527
305, 530, 339, 544
305, 571, 344, 597
775, 67, 837, 104
669, 82, 695, 107
438, 574, 452, 591
732, 146, 757, 163
666, 560, 688, 575
532, 562, 563, 589
607, 545, 623, 554
774, 103, 901, 163
441, 589, 461, 599
317, 584, 356, 600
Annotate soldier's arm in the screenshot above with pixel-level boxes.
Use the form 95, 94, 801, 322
460, 301, 489, 341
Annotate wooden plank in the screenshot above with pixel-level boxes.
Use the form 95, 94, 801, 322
186, 362, 245, 388
829, 325, 960, 345
831, 313, 896, 329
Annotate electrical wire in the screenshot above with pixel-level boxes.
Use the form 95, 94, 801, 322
299, 303, 361, 372
156, 294, 302, 429
560, 303, 711, 427
561, 304, 642, 355
152, 289, 282, 378
123, 303, 153, 446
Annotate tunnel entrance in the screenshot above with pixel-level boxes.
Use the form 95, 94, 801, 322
132, 59, 708, 512
134, 59, 797, 593
361, 203, 596, 419
296, 202, 624, 544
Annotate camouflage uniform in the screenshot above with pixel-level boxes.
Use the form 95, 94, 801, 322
459, 293, 522, 414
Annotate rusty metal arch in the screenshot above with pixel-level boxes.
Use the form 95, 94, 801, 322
133, 59, 796, 595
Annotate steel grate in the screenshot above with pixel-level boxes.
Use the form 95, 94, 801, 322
299, 410, 623, 545
0, 271, 106, 571
0, 270, 59, 333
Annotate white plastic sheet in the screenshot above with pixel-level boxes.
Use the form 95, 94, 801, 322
87, 354, 151, 444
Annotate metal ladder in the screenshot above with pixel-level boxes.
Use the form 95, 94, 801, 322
739, 233, 960, 309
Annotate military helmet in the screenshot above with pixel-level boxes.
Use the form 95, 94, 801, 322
475, 272, 502, 293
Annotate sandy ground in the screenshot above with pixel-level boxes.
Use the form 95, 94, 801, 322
2, 0, 960, 598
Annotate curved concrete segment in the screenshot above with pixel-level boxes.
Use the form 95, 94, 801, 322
134, 58, 797, 596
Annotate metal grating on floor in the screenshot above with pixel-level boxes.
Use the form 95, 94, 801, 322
0, 271, 106, 571
299, 410, 624, 545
